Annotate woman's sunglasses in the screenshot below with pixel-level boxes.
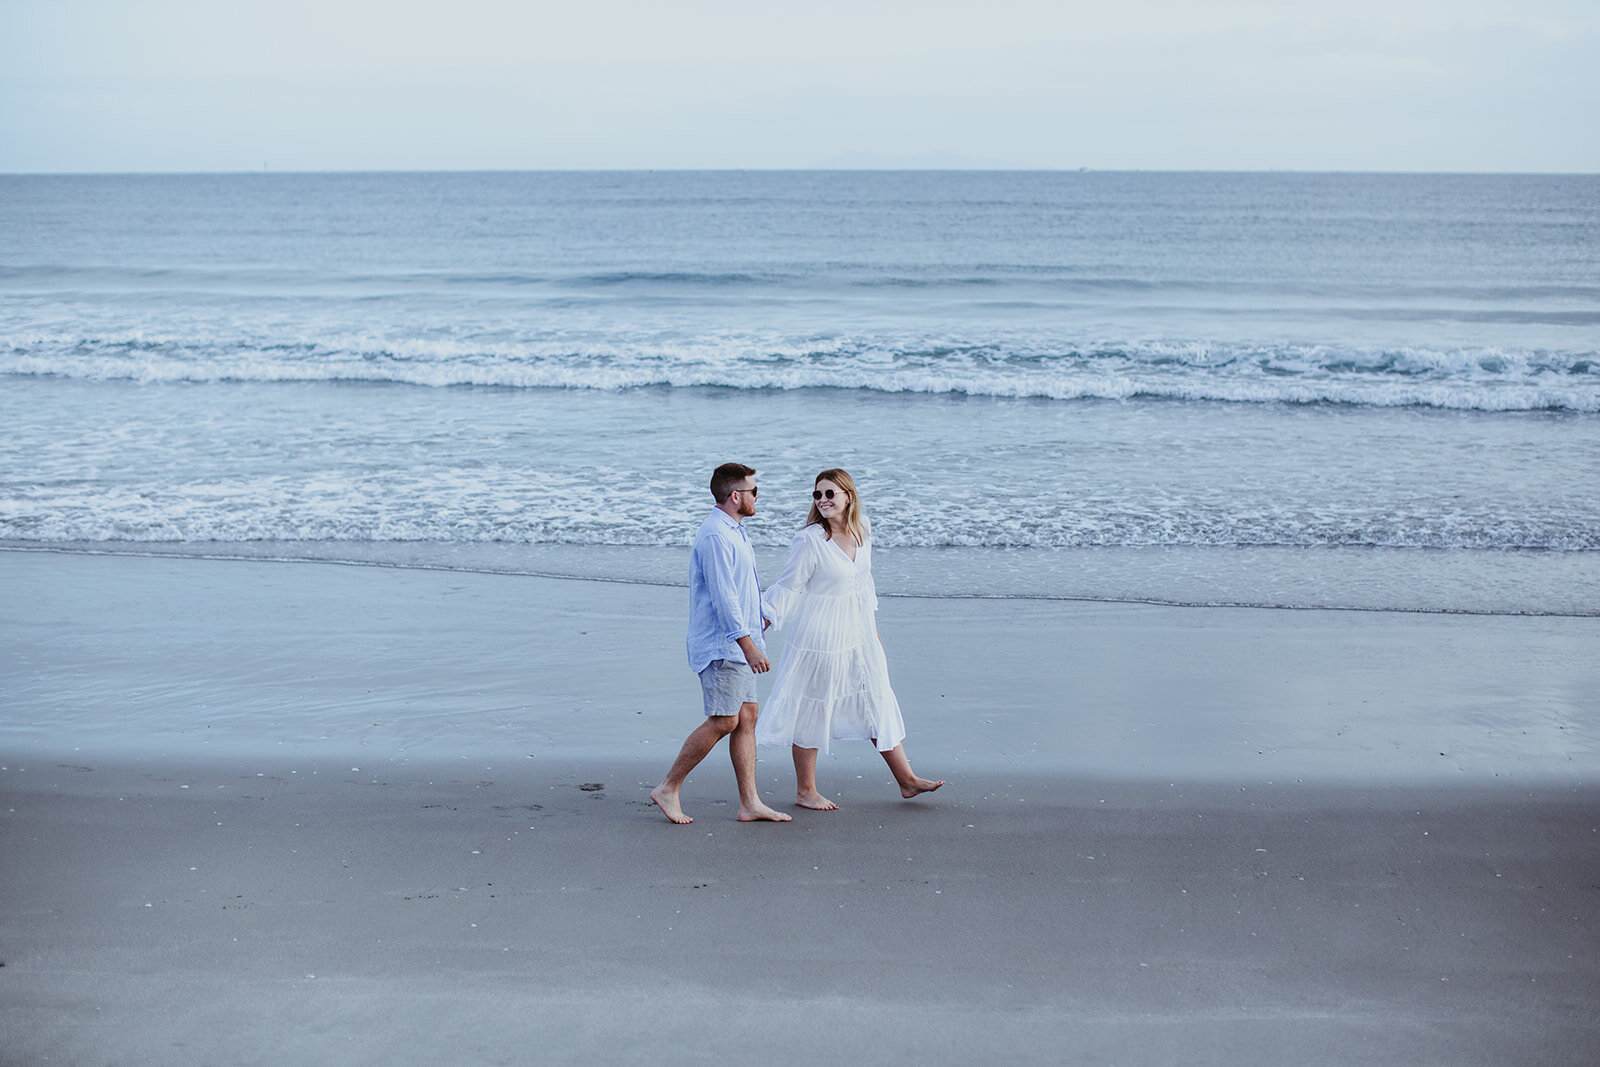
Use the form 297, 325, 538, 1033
812, 489, 845, 500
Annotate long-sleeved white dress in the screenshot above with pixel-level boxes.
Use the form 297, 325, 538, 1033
756, 523, 907, 753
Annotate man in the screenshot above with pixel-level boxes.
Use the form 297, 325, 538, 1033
650, 463, 791, 825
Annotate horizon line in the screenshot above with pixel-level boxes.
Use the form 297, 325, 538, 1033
4, 166, 1598, 178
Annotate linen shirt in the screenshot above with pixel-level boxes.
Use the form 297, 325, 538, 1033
686, 507, 767, 674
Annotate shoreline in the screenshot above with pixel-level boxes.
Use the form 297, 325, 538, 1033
5, 538, 1599, 618
4, 549, 1598, 782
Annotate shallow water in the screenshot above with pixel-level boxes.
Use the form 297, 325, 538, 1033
5, 377, 1597, 614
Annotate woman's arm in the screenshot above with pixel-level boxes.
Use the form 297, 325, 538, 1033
862, 539, 881, 615
760, 528, 819, 631
858, 518, 880, 615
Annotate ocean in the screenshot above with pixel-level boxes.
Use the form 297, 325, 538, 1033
3, 170, 1597, 615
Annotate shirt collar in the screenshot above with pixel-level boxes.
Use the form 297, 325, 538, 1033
710, 507, 746, 535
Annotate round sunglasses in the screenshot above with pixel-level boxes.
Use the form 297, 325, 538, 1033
812, 488, 846, 500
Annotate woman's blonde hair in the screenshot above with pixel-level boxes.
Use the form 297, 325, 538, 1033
805, 468, 866, 543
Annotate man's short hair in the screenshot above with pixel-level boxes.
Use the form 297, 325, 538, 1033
710, 463, 756, 504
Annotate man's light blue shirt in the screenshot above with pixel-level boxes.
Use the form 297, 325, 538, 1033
686, 507, 766, 674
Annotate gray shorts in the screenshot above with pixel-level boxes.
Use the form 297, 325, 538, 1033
698, 659, 757, 718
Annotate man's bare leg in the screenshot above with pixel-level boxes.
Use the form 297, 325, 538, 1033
791, 745, 839, 810
876, 742, 945, 799
731, 703, 791, 822
651, 714, 737, 824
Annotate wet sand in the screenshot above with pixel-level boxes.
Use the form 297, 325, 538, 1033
2, 758, 1597, 1065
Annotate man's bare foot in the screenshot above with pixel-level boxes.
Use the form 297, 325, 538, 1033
736, 801, 793, 822
900, 777, 945, 799
650, 784, 693, 824
796, 790, 839, 810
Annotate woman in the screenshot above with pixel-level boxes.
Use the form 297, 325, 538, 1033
756, 469, 943, 809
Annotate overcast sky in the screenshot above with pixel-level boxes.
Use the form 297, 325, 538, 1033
2, 0, 1595, 173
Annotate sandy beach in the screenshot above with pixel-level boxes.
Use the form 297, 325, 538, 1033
3, 549, 1598, 1064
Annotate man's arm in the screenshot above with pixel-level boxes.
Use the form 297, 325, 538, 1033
701, 534, 766, 671
736, 634, 770, 674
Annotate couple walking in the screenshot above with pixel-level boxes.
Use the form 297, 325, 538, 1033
650, 463, 944, 825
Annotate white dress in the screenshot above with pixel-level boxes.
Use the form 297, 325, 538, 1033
756, 523, 907, 754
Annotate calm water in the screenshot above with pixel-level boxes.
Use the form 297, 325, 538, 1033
3, 171, 1598, 613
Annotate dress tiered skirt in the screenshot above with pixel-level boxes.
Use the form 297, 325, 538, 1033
756, 529, 907, 753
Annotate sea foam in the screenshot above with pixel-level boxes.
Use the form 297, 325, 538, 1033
4, 331, 1596, 412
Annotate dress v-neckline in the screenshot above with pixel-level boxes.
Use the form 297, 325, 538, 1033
824, 531, 859, 564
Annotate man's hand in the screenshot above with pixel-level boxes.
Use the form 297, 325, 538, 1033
737, 635, 771, 674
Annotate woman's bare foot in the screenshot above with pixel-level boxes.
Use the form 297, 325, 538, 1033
879, 746, 942, 800
737, 801, 793, 822
796, 789, 839, 810
650, 784, 692, 824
